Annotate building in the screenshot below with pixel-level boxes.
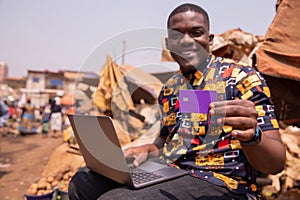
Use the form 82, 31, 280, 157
21, 69, 99, 108
4, 76, 26, 90
0, 62, 8, 83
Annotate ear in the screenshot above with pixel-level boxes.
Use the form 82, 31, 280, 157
209, 34, 214, 45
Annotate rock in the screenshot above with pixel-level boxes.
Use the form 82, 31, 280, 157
37, 178, 47, 189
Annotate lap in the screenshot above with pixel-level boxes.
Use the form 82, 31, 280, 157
99, 175, 247, 200
69, 167, 247, 200
68, 167, 122, 200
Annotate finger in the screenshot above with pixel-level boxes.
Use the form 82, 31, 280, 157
211, 100, 253, 108
211, 104, 257, 118
220, 117, 257, 130
123, 148, 137, 158
123, 149, 130, 158
232, 129, 256, 142
133, 153, 148, 167
210, 101, 226, 108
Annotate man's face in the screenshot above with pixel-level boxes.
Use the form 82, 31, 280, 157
167, 11, 213, 73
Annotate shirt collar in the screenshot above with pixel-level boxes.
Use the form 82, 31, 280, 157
179, 55, 212, 79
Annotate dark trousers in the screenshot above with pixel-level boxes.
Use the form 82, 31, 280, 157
68, 167, 249, 200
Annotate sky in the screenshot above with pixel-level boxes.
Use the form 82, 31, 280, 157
0, 0, 277, 77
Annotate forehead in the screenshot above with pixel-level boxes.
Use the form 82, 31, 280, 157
168, 10, 208, 30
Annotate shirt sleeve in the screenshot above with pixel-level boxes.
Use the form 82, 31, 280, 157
233, 65, 279, 131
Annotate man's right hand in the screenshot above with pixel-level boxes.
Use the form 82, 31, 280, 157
123, 144, 159, 167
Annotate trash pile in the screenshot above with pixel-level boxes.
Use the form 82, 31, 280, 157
262, 125, 300, 199
0, 83, 19, 102
211, 28, 263, 66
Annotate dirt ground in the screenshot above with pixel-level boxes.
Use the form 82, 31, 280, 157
0, 133, 63, 200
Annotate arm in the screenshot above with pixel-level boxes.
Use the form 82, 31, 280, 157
241, 129, 285, 174
210, 100, 286, 174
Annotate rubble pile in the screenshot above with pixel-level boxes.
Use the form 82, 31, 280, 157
262, 125, 300, 198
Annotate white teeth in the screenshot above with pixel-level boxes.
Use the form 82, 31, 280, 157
181, 50, 194, 55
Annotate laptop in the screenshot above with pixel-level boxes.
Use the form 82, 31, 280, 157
68, 114, 188, 189
179, 90, 217, 113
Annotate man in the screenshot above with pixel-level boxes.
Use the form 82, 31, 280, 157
69, 3, 285, 199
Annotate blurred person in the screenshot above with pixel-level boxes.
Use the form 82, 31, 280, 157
41, 99, 52, 138
68, 3, 286, 199
0, 100, 10, 140
19, 98, 36, 135
4, 100, 16, 121
49, 97, 63, 138
0, 100, 10, 125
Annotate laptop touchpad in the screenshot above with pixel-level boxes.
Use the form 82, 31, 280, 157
138, 160, 167, 172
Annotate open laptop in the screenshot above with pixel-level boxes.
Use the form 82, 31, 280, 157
68, 114, 188, 189
179, 90, 217, 113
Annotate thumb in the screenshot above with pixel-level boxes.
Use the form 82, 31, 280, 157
232, 129, 255, 142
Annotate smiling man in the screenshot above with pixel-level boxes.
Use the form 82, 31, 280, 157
68, 3, 285, 200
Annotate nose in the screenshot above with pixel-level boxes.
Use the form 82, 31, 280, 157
180, 33, 194, 45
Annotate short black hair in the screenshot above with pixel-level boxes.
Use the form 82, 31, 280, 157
167, 3, 210, 29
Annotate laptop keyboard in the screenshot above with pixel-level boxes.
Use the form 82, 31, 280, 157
129, 167, 166, 185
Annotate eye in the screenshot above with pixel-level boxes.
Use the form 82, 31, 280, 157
190, 31, 204, 38
169, 31, 184, 40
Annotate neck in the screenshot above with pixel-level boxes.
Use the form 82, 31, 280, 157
196, 55, 211, 72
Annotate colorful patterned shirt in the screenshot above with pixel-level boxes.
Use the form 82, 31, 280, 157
158, 55, 279, 194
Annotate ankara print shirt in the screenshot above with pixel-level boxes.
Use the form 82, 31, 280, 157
158, 55, 279, 194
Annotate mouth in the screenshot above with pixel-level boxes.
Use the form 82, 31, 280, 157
180, 50, 196, 56
176, 49, 197, 60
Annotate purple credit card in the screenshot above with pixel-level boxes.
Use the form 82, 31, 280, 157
179, 90, 217, 113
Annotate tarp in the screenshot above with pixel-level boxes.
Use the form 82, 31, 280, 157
255, 0, 300, 81
254, 0, 300, 126
119, 64, 163, 104
93, 54, 163, 112
92, 55, 163, 143
93, 54, 135, 112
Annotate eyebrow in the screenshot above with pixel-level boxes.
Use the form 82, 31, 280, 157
191, 25, 206, 30
169, 25, 206, 32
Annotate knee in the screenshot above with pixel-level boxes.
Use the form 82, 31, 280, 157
68, 167, 90, 200
67, 167, 114, 200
